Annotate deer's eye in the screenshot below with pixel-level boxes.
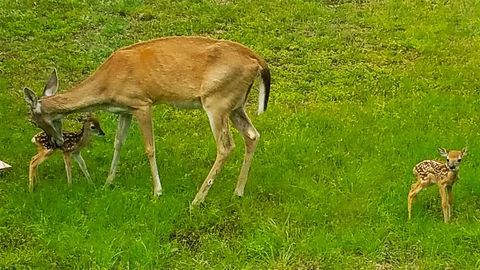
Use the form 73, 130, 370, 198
458, 159, 462, 162
90, 125, 96, 129
446, 159, 450, 162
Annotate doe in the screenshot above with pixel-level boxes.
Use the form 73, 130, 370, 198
29, 115, 105, 192
407, 147, 467, 223
23, 36, 270, 205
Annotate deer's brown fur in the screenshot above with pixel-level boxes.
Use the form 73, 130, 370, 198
23, 36, 271, 205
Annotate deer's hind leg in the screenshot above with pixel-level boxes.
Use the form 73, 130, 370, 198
408, 177, 430, 220
191, 67, 257, 205
192, 105, 234, 206
230, 107, 260, 197
29, 148, 53, 192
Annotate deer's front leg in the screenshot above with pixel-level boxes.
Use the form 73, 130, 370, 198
105, 113, 132, 186
73, 152, 93, 184
446, 185, 453, 220
133, 108, 162, 197
439, 184, 449, 223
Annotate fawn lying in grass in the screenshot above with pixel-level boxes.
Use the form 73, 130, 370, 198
408, 147, 467, 223
29, 115, 105, 192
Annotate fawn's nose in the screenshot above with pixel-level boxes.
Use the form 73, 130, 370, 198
98, 130, 105, 137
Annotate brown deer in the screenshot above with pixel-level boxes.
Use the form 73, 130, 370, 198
23, 36, 271, 205
408, 147, 467, 223
29, 115, 105, 192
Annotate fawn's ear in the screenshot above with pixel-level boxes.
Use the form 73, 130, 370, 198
23, 87, 38, 109
462, 147, 468, 157
43, 69, 59, 97
438, 147, 448, 158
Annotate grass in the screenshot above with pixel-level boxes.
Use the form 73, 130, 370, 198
2, 0, 480, 268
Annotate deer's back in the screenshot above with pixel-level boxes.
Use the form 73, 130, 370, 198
32, 132, 83, 152
95, 36, 266, 104
414, 160, 449, 182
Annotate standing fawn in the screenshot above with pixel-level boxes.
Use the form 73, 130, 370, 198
23, 36, 270, 205
408, 147, 467, 223
29, 115, 105, 192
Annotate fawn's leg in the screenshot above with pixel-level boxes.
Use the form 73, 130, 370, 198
446, 185, 453, 220
438, 184, 449, 223
408, 180, 428, 219
192, 107, 234, 206
73, 152, 92, 184
29, 149, 53, 192
230, 107, 260, 197
106, 113, 132, 186
63, 152, 73, 187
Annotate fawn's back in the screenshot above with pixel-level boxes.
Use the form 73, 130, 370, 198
31, 116, 104, 152
413, 160, 450, 184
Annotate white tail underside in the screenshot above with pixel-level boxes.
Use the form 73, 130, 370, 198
257, 78, 266, 115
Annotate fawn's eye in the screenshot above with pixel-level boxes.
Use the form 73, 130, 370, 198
90, 125, 96, 129
446, 159, 450, 162
458, 159, 462, 162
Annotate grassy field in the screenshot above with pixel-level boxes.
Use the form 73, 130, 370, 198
2, 0, 480, 268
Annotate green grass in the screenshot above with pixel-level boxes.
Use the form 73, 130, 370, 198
2, 0, 480, 268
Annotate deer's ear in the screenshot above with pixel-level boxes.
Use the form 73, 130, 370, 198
438, 147, 448, 158
462, 147, 468, 157
23, 87, 38, 109
43, 69, 58, 97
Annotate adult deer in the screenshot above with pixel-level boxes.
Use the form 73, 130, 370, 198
23, 36, 271, 205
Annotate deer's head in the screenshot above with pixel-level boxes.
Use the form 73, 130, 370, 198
439, 147, 468, 172
23, 69, 64, 147
80, 114, 106, 137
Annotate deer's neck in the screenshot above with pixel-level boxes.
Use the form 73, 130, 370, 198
448, 168, 458, 178
40, 77, 106, 115
77, 126, 92, 148
442, 164, 458, 182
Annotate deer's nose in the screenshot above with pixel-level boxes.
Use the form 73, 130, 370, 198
99, 130, 105, 137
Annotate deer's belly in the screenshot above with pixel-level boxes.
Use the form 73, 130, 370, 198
105, 106, 131, 113
166, 99, 202, 109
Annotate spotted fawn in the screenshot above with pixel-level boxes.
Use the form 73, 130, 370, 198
408, 147, 467, 223
28, 115, 105, 192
